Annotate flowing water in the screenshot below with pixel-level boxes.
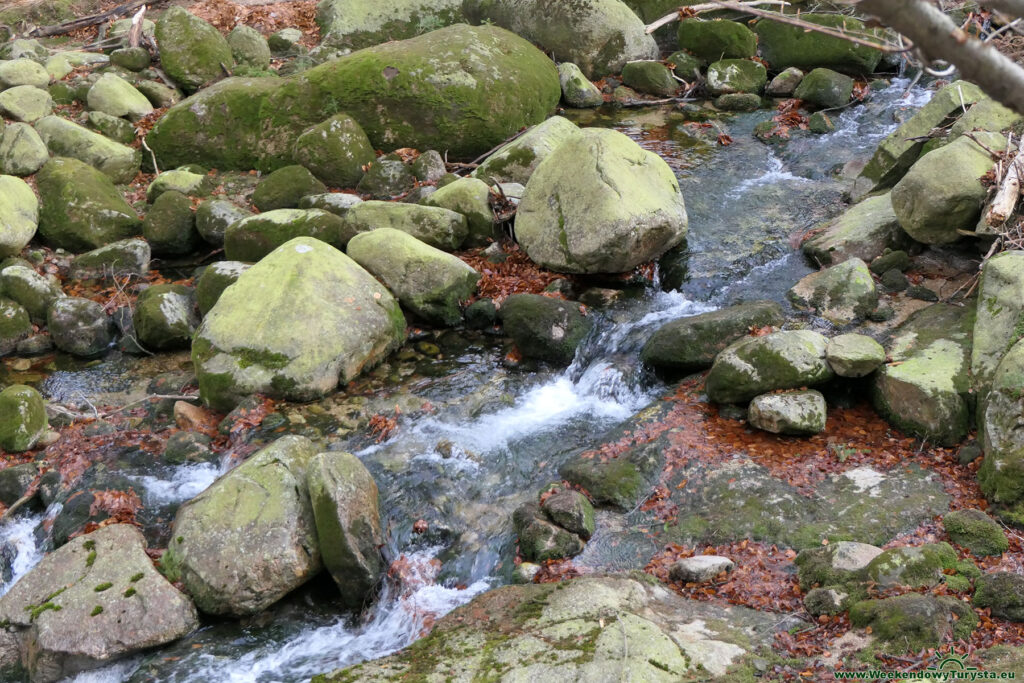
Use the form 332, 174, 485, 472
0, 79, 932, 682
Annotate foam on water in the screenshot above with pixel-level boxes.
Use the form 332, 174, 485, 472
0, 512, 45, 597
128, 462, 221, 506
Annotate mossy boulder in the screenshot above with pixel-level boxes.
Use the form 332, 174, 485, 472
0, 122, 49, 176
36, 158, 140, 252
347, 228, 480, 326
0, 384, 47, 452
765, 66, 803, 96
748, 389, 827, 436
677, 18, 756, 62
0, 524, 198, 682
192, 237, 406, 410
640, 300, 783, 376
317, 0, 464, 49
195, 261, 250, 316
306, 451, 384, 608
355, 156, 415, 199
136, 80, 181, 108
621, 60, 678, 97
974, 572, 1024, 621
47, 296, 115, 358
110, 46, 151, 72
849, 593, 977, 653
826, 333, 886, 378
228, 25, 271, 70
863, 542, 959, 588
0, 175, 38, 256
224, 208, 353, 261
801, 193, 908, 266
795, 541, 883, 591
873, 303, 974, 446
195, 199, 251, 246
421, 177, 493, 246
34, 116, 140, 183
86, 73, 152, 120
0, 59, 49, 89
498, 293, 594, 365
252, 165, 328, 211
891, 132, 1005, 244
0, 264, 63, 323
512, 502, 585, 562
133, 284, 199, 351
705, 58, 766, 96
163, 431, 215, 465
468, 0, 658, 78
971, 251, 1024, 398
146, 168, 211, 203
787, 257, 877, 325
474, 115, 581, 186
943, 509, 1008, 557
148, 25, 560, 170
142, 190, 199, 256
541, 487, 595, 540
754, 13, 882, 76
162, 436, 320, 616
857, 81, 986, 193
516, 128, 687, 274
705, 330, 833, 404
949, 95, 1023, 141
292, 114, 375, 188
978, 338, 1024, 524
0, 84, 53, 123
298, 192, 364, 216
792, 67, 852, 109
154, 7, 234, 93
341, 201, 468, 251
557, 62, 603, 108
85, 110, 136, 144
0, 298, 32, 356
69, 238, 150, 283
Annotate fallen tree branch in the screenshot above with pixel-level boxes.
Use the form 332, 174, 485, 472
28, 0, 148, 37
984, 0, 1024, 17
858, 0, 1024, 115
987, 146, 1023, 227
645, 0, 790, 34
126, 4, 146, 48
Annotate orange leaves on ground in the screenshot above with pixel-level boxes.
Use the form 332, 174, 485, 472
89, 488, 143, 525
763, 98, 810, 140
187, 0, 320, 45
533, 558, 584, 583
457, 244, 570, 303
368, 413, 398, 443
412, 519, 429, 534
716, 133, 734, 146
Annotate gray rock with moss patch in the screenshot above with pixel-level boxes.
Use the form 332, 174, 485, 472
787, 257, 877, 325
512, 502, 585, 562
801, 193, 909, 266
86, 74, 152, 121
86, 111, 135, 145
754, 13, 881, 76
347, 228, 480, 327
34, 116, 140, 184
468, 0, 658, 78
195, 199, 251, 246
161, 436, 320, 616
293, 114, 375, 188
826, 333, 886, 378
0, 264, 62, 323
142, 190, 199, 256
474, 115, 581, 186
541, 488, 595, 540
355, 156, 415, 199
641, 300, 784, 376
317, 573, 785, 681
891, 131, 1005, 245
155, 7, 234, 93
225, 208, 353, 262
706, 330, 833, 404
974, 572, 1024, 621
69, 238, 150, 282
253, 165, 328, 212
192, 237, 405, 410
0, 299, 32, 356
706, 58, 766, 96
195, 261, 249, 316
0, 59, 49, 89
498, 293, 593, 365
850, 593, 977, 653
978, 337, 1024, 525
765, 66, 803, 96
873, 303, 974, 446
943, 509, 1008, 557
971, 251, 1024, 398
0, 84, 52, 123
0, 122, 48, 177
0, 524, 197, 683
317, 0, 465, 50
792, 67, 852, 109
422, 177, 493, 246
307, 451, 384, 608
0, 175, 38, 256
516, 127, 687, 274
149, 25, 560, 170
748, 389, 827, 436
47, 296, 114, 358
677, 18, 756, 62
558, 62, 603, 108
228, 25, 271, 70
0, 384, 47, 452
133, 284, 198, 351
863, 542, 959, 588
341, 201, 467, 252
621, 60, 678, 97
147, 169, 211, 203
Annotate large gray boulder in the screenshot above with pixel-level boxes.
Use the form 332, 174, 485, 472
224, 208, 352, 261
133, 284, 199, 351
754, 13, 882, 76
0, 122, 49, 176
748, 389, 827, 436
971, 251, 1024, 398
341, 202, 468, 251
292, 114, 376, 188
154, 7, 234, 92
148, 25, 560, 169
317, 0, 465, 50
34, 116, 140, 184
86, 73, 153, 120
467, 0, 659, 78
891, 132, 1005, 244
161, 436, 321, 616
516, 128, 687, 274
801, 193, 908, 266
0, 384, 47, 453
498, 294, 594, 364
474, 115, 581, 185
192, 237, 406, 411
979, 339, 1024, 525
873, 303, 974, 446
705, 330, 833, 404
307, 451, 384, 608
787, 257, 878, 325
0, 175, 37, 258
0, 524, 197, 683
347, 228, 480, 326
47, 297, 115, 358
0, 264, 62, 323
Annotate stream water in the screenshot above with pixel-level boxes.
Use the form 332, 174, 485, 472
0, 79, 932, 682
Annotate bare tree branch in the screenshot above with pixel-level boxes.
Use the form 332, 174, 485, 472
984, 0, 1024, 17
859, 0, 1024, 115
645, 0, 790, 34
